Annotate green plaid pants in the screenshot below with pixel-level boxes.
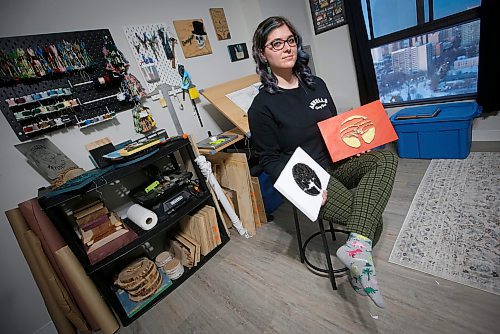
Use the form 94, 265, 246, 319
320, 150, 398, 244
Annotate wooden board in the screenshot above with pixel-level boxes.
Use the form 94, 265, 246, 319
221, 187, 238, 229
85, 137, 111, 151
195, 209, 212, 252
250, 183, 261, 228
200, 205, 221, 247
206, 152, 256, 236
251, 177, 267, 225
195, 210, 214, 254
175, 233, 198, 266
179, 215, 210, 256
201, 74, 260, 135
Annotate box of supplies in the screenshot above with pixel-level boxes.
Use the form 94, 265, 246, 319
390, 102, 482, 159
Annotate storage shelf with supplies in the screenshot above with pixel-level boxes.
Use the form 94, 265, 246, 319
38, 137, 229, 326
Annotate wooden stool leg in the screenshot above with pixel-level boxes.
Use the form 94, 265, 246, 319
292, 206, 305, 263
318, 219, 337, 290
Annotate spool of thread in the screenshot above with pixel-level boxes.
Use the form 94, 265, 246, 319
126, 204, 158, 230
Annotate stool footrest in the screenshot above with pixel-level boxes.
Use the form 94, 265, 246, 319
292, 203, 350, 290
302, 229, 349, 275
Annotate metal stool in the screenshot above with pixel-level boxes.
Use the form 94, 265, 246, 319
292, 205, 349, 290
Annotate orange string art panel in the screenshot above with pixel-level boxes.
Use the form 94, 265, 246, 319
318, 100, 398, 162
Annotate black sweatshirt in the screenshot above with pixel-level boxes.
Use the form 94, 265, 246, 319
248, 76, 337, 182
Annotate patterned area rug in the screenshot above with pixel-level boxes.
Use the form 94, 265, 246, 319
389, 152, 500, 295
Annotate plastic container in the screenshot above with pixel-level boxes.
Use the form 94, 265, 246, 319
390, 102, 482, 159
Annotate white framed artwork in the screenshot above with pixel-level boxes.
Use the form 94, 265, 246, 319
274, 147, 330, 222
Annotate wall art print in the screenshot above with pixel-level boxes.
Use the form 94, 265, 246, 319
228, 43, 249, 62
15, 138, 78, 181
173, 19, 212, 59
309, 0, 347, 35
209, 8, 231, 40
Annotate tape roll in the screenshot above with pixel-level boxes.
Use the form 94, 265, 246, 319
126, 204, 158, 230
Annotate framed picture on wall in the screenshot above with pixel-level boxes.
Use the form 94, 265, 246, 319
209, 8, 231, 40
227, 43, 249, 62
309, 0, 347, 35
173, 19, 212, 58
15, 138, 79, 181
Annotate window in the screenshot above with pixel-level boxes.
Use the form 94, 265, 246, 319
362, 0, 481, 106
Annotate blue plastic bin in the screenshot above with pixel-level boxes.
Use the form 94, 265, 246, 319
390, 102, 482, 159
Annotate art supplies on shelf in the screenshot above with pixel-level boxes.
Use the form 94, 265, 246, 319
197, 134, 239, 149
114, 257, 173, 318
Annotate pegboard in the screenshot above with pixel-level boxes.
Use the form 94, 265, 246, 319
123, 23, 182, 93
0, 29, 134, 141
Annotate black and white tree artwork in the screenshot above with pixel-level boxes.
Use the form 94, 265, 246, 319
274, 147, 330, 222
292, 163, 322, 196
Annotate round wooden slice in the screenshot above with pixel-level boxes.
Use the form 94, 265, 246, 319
163, 258, 180, 272
128, 271, 163, 302
128, 269, 160, 296
115, 257, 155, 289
155, 251, 172, 267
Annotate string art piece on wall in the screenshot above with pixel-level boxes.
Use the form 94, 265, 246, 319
173, 19, 213, 59
209, 8, 231, 40
123, 23, 182, 93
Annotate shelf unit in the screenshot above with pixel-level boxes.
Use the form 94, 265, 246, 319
38, 138, 230, 326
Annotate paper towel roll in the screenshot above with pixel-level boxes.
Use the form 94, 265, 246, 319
126, 204, 158, 230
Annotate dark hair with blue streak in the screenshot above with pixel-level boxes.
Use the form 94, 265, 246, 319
252, 16, 314, 94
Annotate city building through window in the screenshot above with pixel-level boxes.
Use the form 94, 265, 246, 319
362, 0, 481, 106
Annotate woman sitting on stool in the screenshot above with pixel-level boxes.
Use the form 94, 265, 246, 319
248, 16, 398, 308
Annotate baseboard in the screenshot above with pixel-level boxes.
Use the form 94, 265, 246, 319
472, 129, 500, 142
33, 321, 56, 334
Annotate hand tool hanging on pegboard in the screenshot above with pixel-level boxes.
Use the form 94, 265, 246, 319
158, 27, 173, 60
178, 64, 203, 127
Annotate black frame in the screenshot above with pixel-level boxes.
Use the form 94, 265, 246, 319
227, 43, 249, 62
360, 0, 481, 107
309, 0, 347, 35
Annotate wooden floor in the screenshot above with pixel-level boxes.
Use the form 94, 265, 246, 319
119, 148, 500, 334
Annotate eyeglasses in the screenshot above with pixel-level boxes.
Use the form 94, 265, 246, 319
264, 35, 297, 51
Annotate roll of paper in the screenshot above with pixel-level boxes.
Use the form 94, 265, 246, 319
126, 204, 158, 230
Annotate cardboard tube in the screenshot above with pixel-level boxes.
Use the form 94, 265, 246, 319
55, 246, 119, 334
195, 155, 249, 238
25, 231, 91, 333
6, 209, 75, 334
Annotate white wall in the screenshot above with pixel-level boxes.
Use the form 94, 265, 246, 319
1, 0, 498, 333
0, 1, 257, 333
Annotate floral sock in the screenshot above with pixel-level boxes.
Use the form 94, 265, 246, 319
337, 233, 385, 308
